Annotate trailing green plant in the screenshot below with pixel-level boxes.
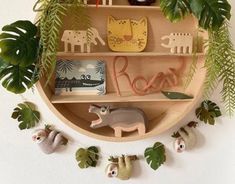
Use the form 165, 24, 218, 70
75, 146, 99, 169
204, 23, 235, 115
144, 142, 166, 171
34, 0, 91, 82
0, 20, 39, 94
160, 0, 231, 30
11, 102, 40, 130
196, 100, 222, 125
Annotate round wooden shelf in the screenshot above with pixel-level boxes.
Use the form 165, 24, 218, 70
36, 2, 207, 142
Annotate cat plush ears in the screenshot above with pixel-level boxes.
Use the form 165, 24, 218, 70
108, 16, 147, 25
138, 17, 147, 26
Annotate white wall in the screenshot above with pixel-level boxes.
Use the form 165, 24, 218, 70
0, 1, 235, 184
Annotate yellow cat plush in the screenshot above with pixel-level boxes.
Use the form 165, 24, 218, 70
107, 16, 148, 52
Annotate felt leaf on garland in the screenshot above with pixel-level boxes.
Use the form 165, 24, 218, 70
75, 146, 99, 169
196, 100, 222, 125
11, 102, 40, 130
144, 142, 166, 170
0, 20, 39, 67
161, 91, 193, 99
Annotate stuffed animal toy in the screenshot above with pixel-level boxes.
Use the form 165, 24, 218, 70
173, 122, 198, 153
105, 155, 137, 180
32, 125, 68, 154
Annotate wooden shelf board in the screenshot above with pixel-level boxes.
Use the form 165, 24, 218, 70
87, 5, 161, 10
57, 52, 205, 57
51, 92, 194, 104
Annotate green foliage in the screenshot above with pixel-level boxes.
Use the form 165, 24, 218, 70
75, 146, 99, 169
34, 0, 91, 82
37, 0, 67, 81
160, 0, 231, 30
189, 0, 231, 30
196, 100, 222, 125
0, 58, 38, 94
144, 142, 166, 171
161, 91, 193, 99
204, 23, 235, 115
11, 102, 40, 130
0, 20, 39, 67
160, 0, 191, 23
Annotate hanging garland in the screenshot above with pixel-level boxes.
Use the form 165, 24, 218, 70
9, 93, 222, 180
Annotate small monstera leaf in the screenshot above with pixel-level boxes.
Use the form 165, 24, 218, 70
0, 58, 38, 94
189, 0, 231, 30
162, 91, 193, 99
75, 146, 99, 169
144, 142, 166, 171
11, 102, 40, 130
0, 20, 39, 67
196, 100, 222, 125
160, 0, 191, 22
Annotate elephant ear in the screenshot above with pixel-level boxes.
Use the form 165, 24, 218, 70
0, 20, 39, 67
0, 57, 38, 94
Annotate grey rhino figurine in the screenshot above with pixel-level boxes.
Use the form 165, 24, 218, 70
89, 105, 148, 137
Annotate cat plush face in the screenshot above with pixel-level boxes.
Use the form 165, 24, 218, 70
107, 16, 148, 52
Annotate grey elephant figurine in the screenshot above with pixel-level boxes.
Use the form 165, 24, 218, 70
89, 105, 148, 137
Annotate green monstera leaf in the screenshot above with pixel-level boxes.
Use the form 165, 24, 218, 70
144, 142, 166, 171
75, 146, 99, 169
160, 0, 191, 22
0, 58, 38, 94
196, 100, 222, 125
0, 20, 39, 67
11, 102, 40, 130
189, 0, 231, 29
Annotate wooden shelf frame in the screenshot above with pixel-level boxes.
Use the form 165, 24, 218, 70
57, 52, 205, 57
87, 4, 161, 10
51, 92, 194, 104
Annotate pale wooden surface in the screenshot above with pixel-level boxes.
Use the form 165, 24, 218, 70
36, 4, 207, 142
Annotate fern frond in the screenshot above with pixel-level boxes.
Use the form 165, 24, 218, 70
204, 22, 235, 115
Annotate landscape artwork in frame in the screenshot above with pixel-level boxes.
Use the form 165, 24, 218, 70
55, 59, 106, 95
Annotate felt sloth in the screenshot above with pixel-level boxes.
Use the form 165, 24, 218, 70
32, 126, 68, 154
106, 155, 137, 180
172, 122, 198, 153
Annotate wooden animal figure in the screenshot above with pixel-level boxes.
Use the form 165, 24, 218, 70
128, 0, 156, 5
107, 16, 148, 52
32, 126, 68, 154
106, 155, 137, 180
89, 105, 147, 137
161, 33, 193, 54
61, 27, 105, 53
96, 0, 112, 6
173, 122, 197, 153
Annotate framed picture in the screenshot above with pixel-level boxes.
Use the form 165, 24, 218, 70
55, 59, 106, 95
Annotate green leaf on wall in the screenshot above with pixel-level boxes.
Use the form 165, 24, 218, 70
11, 102, 40, 130
0, 58, 38, 94
0, 20, 39, 67
75, 146, 99, 169
144, 142, 166, 170
196, 100, 222, 125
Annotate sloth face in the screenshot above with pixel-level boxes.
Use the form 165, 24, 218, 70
106, 164, 118, 178
32, 130, 47, 144
174, 137, 186, 153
